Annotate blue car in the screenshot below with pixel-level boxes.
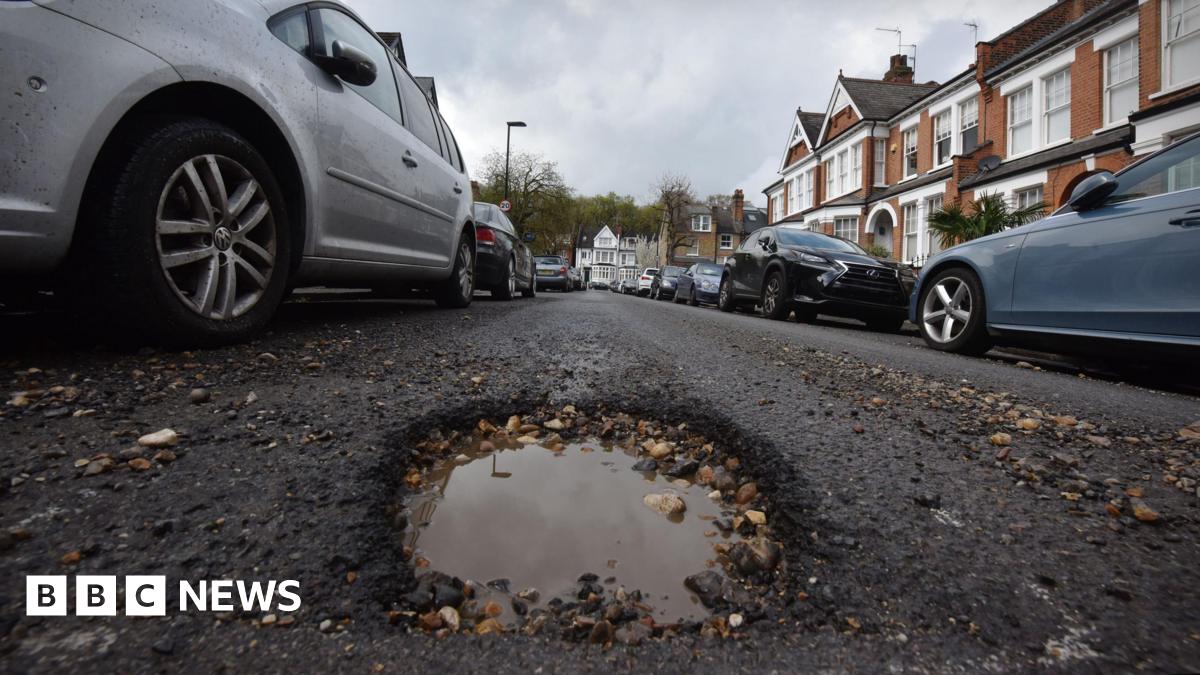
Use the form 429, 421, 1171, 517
674, 262, 724, 306
911, 132, 1200, 356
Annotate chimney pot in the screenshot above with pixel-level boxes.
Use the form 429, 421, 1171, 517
884, 54, 914, 84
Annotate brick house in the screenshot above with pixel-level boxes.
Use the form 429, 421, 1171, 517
661, 190, 768, 267
763, 0, 1200, 266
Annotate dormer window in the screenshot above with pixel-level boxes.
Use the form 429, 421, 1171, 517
691, 215, 712, 232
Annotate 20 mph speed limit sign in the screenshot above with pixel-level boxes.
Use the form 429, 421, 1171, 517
499, 200, 512, 212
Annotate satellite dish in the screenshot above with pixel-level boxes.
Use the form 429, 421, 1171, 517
978, 155, 1001, 172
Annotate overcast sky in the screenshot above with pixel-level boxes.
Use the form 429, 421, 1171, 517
343, 0, 1051, 206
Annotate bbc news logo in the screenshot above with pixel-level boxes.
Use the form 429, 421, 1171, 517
27, 576, 302, 616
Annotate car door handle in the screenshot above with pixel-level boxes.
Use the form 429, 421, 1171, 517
453, 184, 463, 194
402, 151, 418, 168
1169, 210, 1200, 227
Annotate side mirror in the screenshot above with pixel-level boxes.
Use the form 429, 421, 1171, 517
522, 232, 536, 242
1067, 171, 1118, 212
316, 40, 377, 86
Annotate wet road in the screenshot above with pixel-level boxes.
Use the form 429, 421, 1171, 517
1, 290, 1198, 672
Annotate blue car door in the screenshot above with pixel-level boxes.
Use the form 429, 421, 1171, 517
1010, 140, 1200, 337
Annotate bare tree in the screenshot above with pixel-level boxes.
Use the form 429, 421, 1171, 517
475, 150, 574, 253
652, 174, 697, 266
705, 193, 732, 209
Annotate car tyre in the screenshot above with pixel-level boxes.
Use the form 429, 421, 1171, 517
688, 287, 699, 306
76, 118, 291, 346
434, 238, 474, 308
718, 276, 736, 313
761, 270, 790, 321
521, 269, 536, 298
493, 255, 516, 301
918, 267, 991, 354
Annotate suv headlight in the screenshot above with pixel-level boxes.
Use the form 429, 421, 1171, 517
799, 253, 833, 265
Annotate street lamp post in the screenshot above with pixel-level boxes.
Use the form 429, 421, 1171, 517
504, 121, 527, 201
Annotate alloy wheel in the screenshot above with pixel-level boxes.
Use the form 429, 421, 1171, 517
457, 243, 474, 300
155, 154, 276, 320
507, 257, 516, 297
763, 277, 780, 315
922, 276, 973, 344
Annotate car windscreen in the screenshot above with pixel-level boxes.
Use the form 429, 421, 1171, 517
695, 264, 723, 276
776, 229, 866, 254
535, 257, 563, 265
662, 267, 684, 278
471, 203, 492, 221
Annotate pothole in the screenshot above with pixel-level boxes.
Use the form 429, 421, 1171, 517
391, 407, 793, 643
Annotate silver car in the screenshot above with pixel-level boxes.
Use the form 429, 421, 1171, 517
0, 0, 476, 343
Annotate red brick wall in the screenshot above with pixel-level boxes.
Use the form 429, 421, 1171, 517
916, 110, 933, 173
825, 105, 860, 143
1072, 41, 1103, 139
785, 142, 809, 166
885, 125, 902, 184
1045, 148, 1134, 207
979, 0, 1106, 73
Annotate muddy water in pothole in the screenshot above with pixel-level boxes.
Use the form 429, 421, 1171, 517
403, 439, 741, 622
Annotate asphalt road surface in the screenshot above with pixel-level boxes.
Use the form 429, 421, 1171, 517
1, 289, 1197, 672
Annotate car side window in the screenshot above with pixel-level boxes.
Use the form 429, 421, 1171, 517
437, 114, 464, 173
268, 9, 310, 55
314, 9, 402, 124
1108, 135, 1200, 204
394, 66, 443, 156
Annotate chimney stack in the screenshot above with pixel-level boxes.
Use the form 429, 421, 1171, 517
883, 54, 914, 84
732, 189, 745, 226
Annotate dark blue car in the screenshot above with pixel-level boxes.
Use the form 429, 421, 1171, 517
911, 132, 1200, 356
673, 262, 724, 306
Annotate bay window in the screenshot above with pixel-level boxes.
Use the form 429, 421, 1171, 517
851, 144, 862, 189
902, 202, 919, 263
1105, 37, 1139, 124
1008, 86, 1033, 155
788, 178, 798, 214
834, 216, 858, 242
803, 169, 814, 209
1043, 68, 1071, 143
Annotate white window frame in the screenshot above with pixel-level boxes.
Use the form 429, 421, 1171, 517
788, 177, 799, 214
691, 214, 712, 232
1042, 68, 1072, 144
596, 236, 613, 248
959, 98, 979, 154
902, 127, 918, 178
837, 149, 848, 194
824, 160, 835, 200
1105, 37, 1139, 125
1008, 86, 1033, 156
833, 216, 858, 243
933, 110, 953, 166
596, 250, 615, 264
719, 233, 733, 249
925, 195, 945, 257
874, 138, 887, 186
1164, 0, 1200, 90
851, 144, 862, 189
901, 202, 919, 263
687, 238, 699, 256
1014, 185, 1044, 210
803, 169, 814, 209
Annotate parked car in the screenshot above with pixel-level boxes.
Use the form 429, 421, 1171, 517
649, 266, 686, 301
913, 132, 1200, 356
568, 266, 584, 290
609, 280, 622, 293
637, 267, 659, 296
590, 280, 609, 290
620, 279, 638, 294
674, 262, 724, 306
0, 0, 476, 343
472, 202, 535, 300
534, 256, 572, 292
719, 227, 915, 331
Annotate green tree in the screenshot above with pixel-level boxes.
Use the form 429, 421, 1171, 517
927, 193, 1046, 249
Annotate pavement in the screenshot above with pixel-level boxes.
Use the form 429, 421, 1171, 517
1, 289, 1198, 673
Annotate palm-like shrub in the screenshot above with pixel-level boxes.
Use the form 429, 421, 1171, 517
927, 194, 1046, 249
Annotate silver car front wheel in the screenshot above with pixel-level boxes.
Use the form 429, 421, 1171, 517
155, 154, 277, 320
921, 276, 972, 344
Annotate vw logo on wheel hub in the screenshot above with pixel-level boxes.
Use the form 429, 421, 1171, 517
213, 227, 233, 251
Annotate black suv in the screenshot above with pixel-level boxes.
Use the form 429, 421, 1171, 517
719, 226, 916, 331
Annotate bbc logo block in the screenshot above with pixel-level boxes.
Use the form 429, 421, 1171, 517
27, 576, 167, 616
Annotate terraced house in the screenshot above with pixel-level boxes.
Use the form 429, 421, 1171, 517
764, 0, 1200, 266
661, 190, 769, 267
